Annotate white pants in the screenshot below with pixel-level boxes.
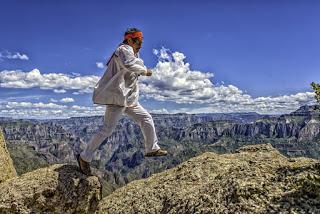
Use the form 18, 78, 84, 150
80, 102, 161, 162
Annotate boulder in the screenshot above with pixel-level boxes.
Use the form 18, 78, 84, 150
0, 164, 101, 214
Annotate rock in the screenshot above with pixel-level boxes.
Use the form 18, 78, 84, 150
0, 127, 17, 183
96, 144, 320, 214
0, 164, 102, 214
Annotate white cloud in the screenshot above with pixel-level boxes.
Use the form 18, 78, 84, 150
0, 50, 29, 60
150, 108, 169, 114
153, 47, 171, 61
0, 69, 99, 94
0, 47, 317, 118
71, 105, 92, 110
71, 72, 81, 77
96, 62, 105, 69
5, 101, 67, 109
152, 49, 158, 55
50, 98, 58, 102
168, 94, 316, 115
0, 95, 42, 102
138, 47, 317, 114
53, 89, 66, 93
60, 97, 75, 103
0, 101, 104, 119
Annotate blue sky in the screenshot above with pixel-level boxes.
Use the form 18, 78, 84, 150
0, 0, 319, 119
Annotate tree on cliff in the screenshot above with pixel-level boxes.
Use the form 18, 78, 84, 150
311, 82, 320, 103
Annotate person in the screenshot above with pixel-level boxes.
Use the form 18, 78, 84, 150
76, 27, 167, 176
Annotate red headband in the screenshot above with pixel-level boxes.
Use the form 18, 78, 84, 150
124, 31, 143, 40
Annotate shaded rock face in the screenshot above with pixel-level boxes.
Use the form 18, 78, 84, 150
96, 144, 320, 214
174, 105, 320, 142
0, 164, 102, 214
173, 119, 320, 143
0, 128, 17, 183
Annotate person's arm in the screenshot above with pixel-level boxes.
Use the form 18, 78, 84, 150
117, 45, 148, 76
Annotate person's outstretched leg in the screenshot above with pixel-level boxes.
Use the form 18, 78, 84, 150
80, 104, 125, 162
124, 102, 163, 154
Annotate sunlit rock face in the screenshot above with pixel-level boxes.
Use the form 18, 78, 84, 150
0, 164, 101, 214
0, 128, 17, 184
96, 144, 320, 214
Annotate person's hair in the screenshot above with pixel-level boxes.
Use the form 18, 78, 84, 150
123, 27, 142, 44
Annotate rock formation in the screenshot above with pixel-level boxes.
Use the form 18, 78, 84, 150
1, 105, 319, 199
0, 126, 17, 183
96, 144, 320, 214
1, 124, 319, 213
0, 129, 102, 214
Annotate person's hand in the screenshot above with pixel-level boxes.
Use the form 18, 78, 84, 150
146, 69, 153, 76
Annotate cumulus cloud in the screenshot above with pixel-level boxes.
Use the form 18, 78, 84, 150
50, 98, 58, 102
169, 93, 316, 115
0, 47, 317, 118
0, 69, 99, 94
60, 97, 75, 103
5, 101, 67, 109
0, 50, 29, 60
153, 47, 172, 61
96, 62, 105, 69
150, 108, 169, 114
0, 101, 105, 119
139, 47, 317, 114
140, 47, 243, 104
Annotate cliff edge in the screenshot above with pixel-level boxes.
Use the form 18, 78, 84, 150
97, 144, 320, 214
0, 128, 102, 214
0, 127, 17, 183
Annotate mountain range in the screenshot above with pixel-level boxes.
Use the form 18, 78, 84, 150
0, 105, 319, 196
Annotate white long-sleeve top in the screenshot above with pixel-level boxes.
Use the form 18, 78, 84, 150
92, 43, 148, 107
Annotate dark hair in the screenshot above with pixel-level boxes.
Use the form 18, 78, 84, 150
123, 27, 142, 44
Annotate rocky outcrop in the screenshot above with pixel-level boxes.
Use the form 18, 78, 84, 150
0, 164, 102, 214
0, 132, 102, 214
96, 144, 320, 214
0, 127, 17, 183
